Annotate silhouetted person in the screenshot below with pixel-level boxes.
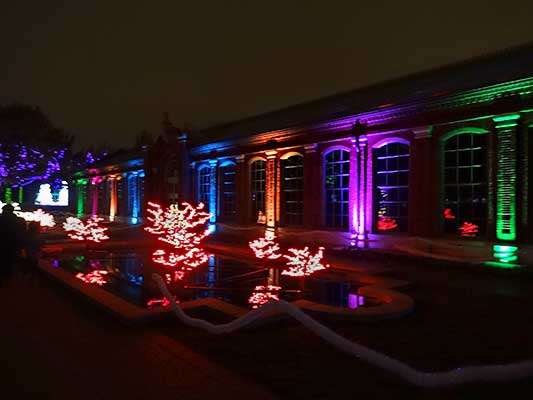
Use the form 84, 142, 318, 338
0, 204, 27, 282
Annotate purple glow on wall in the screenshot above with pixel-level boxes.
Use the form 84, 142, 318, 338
350, 136, 370, 242
91, 176, 102, 216
348, 293, 364, 309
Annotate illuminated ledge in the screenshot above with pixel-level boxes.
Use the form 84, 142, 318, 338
292, 274, 414, 320
484, 261, 524, 270
393, 237, 490, 264
37, 260, 247, 324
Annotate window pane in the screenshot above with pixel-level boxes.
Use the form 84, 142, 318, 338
325, 150, 350, 230
374, 143, 409, 233
281, 155, 304, 226
198, 167, 212, 209
250, 160, 266, 222
442, 133, 487, 236
220, 163, 236, 220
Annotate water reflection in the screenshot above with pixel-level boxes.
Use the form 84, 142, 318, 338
51, 253, 374, 310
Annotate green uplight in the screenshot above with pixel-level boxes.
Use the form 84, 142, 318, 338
5, 188, 12, 204
484, 261, 522, 269
493, 245, 518, 253
493, 114, 520, 123
487, 244, 522, 269
495, 115, 517, 241
76, 179, 88, 217
18, 187, 23, 204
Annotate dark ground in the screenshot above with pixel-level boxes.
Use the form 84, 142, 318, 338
2, 248, 533, 399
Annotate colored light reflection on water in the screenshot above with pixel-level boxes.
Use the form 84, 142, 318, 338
50, 253, 375, 310
348, 293, 364, 309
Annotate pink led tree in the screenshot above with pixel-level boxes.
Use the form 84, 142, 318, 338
377, 216, 398, 231
248, 230, 282, 260
144, 201, 212, 276
281, 246, 329, 277
75, 270, 108, 286
249, 232, 330, 278
248, 285, 281, 308
63, 216, 110, 243
459, 221, 479, 238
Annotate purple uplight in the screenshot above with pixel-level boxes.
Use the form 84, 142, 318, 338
348, 293, 365, 309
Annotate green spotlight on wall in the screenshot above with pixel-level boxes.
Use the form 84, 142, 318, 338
493, 245, 518, 263
485, 244, 522, 269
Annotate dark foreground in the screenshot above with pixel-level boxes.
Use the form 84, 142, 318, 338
1, 256, 533, 399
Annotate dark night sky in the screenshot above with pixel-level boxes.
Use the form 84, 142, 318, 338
1, 1, 533, 149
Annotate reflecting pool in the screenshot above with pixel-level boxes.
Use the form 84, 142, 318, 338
49, 252, 378, 310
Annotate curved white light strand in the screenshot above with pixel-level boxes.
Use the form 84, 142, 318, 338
153, 273, 533, 387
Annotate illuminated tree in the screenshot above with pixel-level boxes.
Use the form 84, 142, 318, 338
282, 246, 329, 277
0, 104, 72, 193
377, 216, 398, 231
248, 230, 282, 259
0, 201, 55, 228
18, 208, 55, 228
248, 285, 281, 309
144, 202, 212, 276
63, 216, 110, 243
458, 221, 479, 238
249, 232, 331, 277
75, 270, 108, 286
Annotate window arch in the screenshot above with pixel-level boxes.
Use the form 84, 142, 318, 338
442, 131, 488, 236
373, 141, 409, 232
219, 162, 236, 220
250, 159, 266, 222
281, 154, 304, 226
198, 166, 212, 209
324, 149, 350, 230
280, 151, 304, 160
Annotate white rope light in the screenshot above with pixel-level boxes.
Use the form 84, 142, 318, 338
153, 273, 533, 387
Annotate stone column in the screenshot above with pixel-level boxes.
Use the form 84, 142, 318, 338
265, 150, 278, 231
349, 140, 358, 240
91, 177, 100, 217
208, 159, 218, 224
128, 172, 141, 224
108, 176, 118, 222
521, 112, 533, 242
76, 179, 88, 217
493, 113, 520, 242
410, 127, 433, 237
303, 144, 319, 229
235, 155, 248, 225
349, 137, 368, 246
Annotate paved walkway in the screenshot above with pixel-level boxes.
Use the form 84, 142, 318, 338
0, 264, 274, 400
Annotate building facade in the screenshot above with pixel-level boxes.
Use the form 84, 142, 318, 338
72, 149, 145, 224
79, 45, 533, 249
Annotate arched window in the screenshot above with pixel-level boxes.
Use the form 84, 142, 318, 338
198, 166, 212, 209
324, 149, 350, 230
281, 154, 304, 226
374, 142, 409, 232
220, 163, 236, 220
250, 159, 266, 222
443, 132, 487, 236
